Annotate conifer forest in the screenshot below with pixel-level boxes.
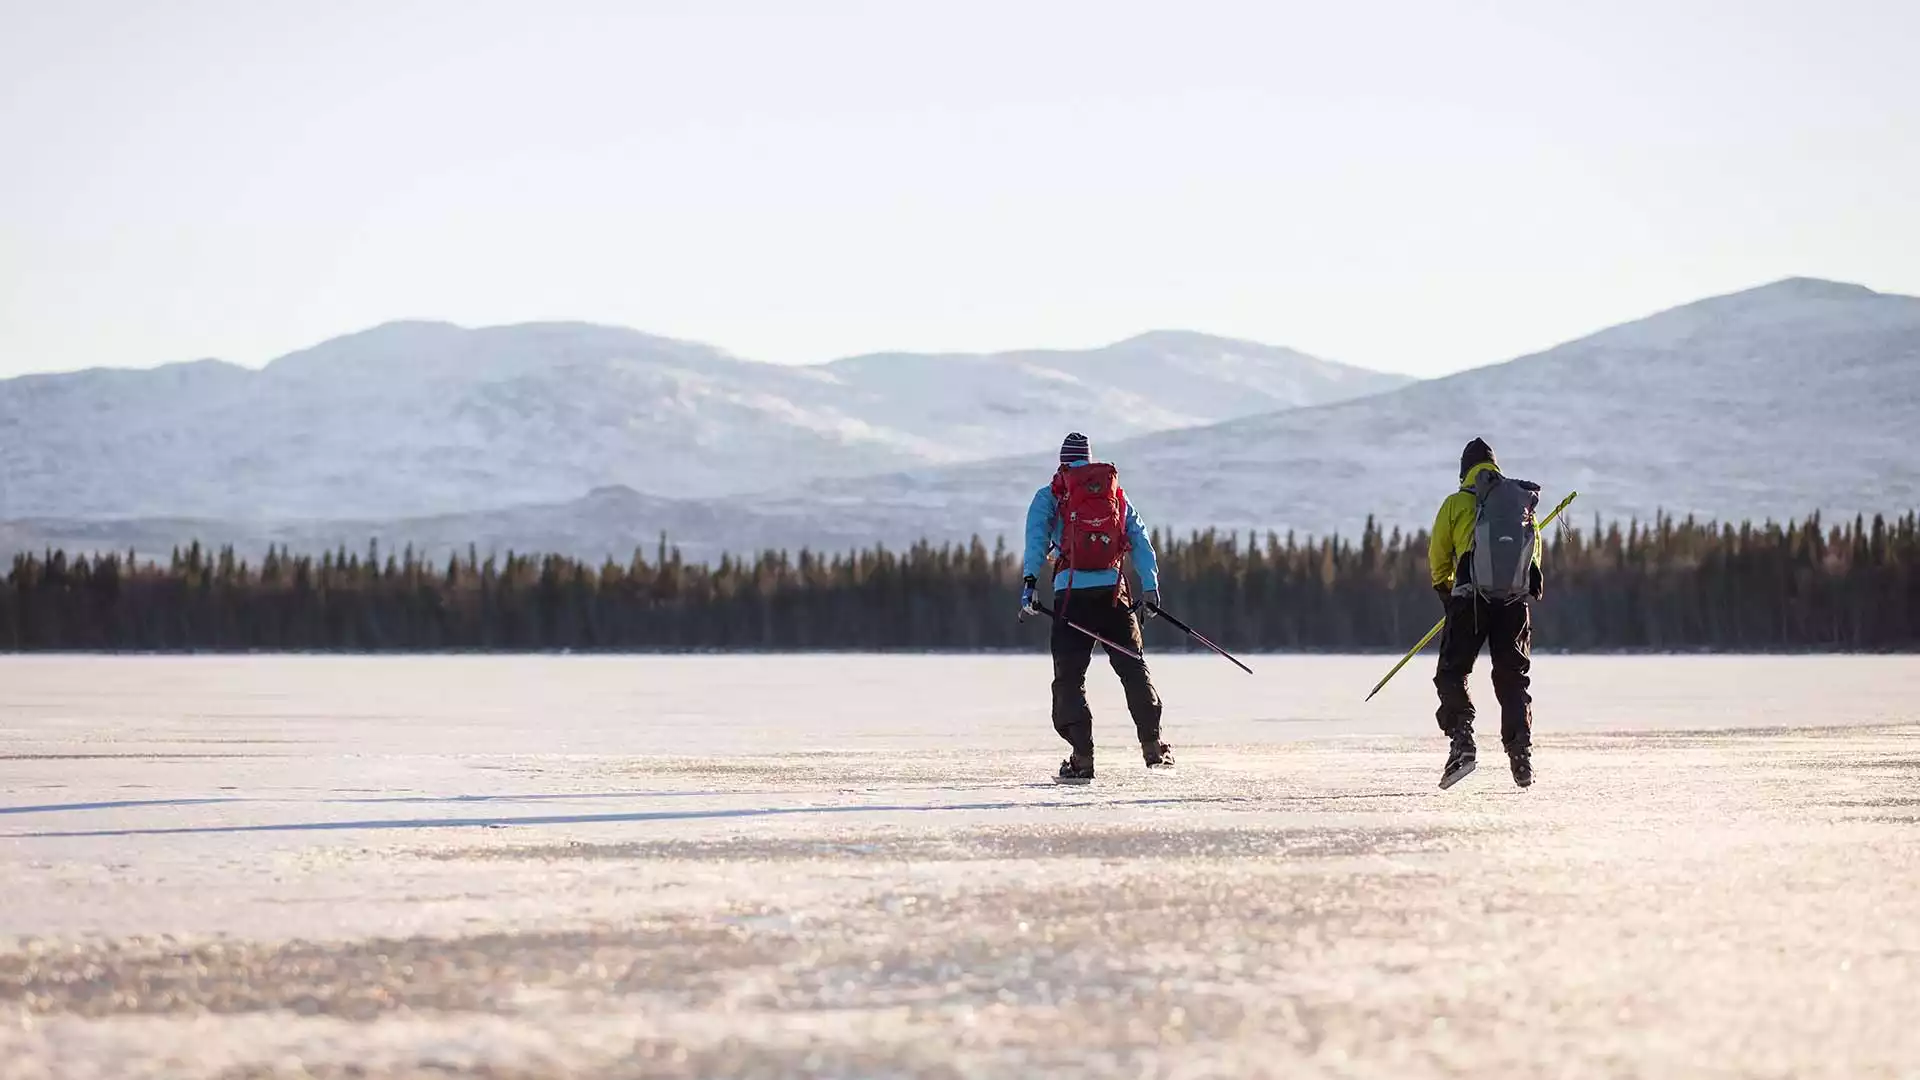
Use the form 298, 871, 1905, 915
4, 512, 1917, 652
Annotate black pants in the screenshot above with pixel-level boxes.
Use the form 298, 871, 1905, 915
1433, 595, 1533, 752
1050, 587, 1163, 756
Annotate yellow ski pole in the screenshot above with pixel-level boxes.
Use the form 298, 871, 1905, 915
1363, 620, 1446, 703
1365, 491, 1579, 702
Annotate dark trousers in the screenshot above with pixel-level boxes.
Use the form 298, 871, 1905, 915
1434, 595, 1533, 752
1050, 587, 1163, 756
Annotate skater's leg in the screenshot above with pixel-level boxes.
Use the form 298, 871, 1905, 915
1489, 600, 1534, 754
1050, 591, 1097, 756
1434, 596, 1491, 789
1433, 596, 1488, 738
1096, 600, 1163, 747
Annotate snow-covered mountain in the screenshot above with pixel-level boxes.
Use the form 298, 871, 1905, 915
0, 483, 839, 567
755, 277, 1920, 547
9, 278, 1915, 564
0, 323, 1405, 521
817, 331, 1400, 453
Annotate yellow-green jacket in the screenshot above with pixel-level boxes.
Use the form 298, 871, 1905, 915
1429, 462, 1542, 589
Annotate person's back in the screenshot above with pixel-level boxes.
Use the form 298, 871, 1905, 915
1019, 432, 1171, 781
1428, 437, 1545, 789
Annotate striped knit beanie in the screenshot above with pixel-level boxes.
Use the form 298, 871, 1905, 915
1060, 432, 1091, 465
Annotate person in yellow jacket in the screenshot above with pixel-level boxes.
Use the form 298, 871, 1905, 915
1428, 437, 1544, 790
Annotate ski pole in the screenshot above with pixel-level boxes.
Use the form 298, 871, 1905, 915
1144, 602, 1253, 674
1363, 620, 1446, 703
1031, 601, 1145, 661
1365, 490, 1579, 702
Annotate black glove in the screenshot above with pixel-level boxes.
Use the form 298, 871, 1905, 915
1528, 564, 1544, 602
1019, 575, 1040, 619
1434, 584, 1453, 611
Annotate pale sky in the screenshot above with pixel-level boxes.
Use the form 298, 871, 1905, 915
2, 0, 1916, 379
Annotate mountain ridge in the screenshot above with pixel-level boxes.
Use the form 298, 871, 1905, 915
39, 323, 1369, 380
6, 276, 1914, 564
861, 275, 1920, 540
0, 320, 1406, 521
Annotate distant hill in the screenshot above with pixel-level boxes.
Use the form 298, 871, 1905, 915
0, 483, 807, 568
0, 323, 1405, 521
736, 277, 1920, 549
8, 278, 1915, 564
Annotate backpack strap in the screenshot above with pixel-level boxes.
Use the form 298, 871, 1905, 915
1055, 468, 1078, 613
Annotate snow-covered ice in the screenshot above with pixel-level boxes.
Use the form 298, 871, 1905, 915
2, 655, 1918, 1078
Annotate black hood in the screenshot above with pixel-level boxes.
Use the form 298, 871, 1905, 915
1459, 437, 1498, 480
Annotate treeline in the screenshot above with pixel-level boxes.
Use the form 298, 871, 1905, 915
3, 512, 1918, 652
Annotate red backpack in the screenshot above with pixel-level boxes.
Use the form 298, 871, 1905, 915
1051, 462, 1131, 573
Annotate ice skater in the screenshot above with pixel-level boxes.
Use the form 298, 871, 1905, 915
1020, 432, 1171, 782
1430, 437, 1545, 789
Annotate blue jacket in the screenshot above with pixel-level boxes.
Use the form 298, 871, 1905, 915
1022, 461, 1160, 593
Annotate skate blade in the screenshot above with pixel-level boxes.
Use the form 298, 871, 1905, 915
1439, 760, 1477, 790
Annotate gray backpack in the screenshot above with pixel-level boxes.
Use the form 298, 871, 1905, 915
1467, 470, 1541, 603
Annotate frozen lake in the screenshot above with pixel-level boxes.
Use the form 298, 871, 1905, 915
3, 655, 1919, 1078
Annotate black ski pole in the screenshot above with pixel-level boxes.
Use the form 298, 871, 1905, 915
1031, 601, 1145, 661
1143, 602, 1253, 674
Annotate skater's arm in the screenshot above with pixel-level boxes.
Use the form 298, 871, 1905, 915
1428, 498, 1459, 588
1022, 488, 1058, 583
1124, 503, 1159, 591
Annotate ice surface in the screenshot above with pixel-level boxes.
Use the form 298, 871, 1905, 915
2, 655, 1919, 1078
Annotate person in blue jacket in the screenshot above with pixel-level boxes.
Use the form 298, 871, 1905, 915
1020, 432, 1171, 781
